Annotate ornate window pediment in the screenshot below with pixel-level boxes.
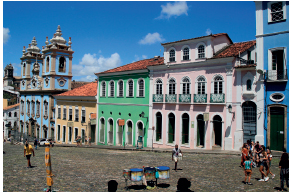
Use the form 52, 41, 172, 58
57, 76, 67, 87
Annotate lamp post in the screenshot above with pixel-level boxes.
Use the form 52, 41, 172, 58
228, 104, 235, 118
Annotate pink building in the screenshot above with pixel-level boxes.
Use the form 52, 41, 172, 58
147, 33, 260, 151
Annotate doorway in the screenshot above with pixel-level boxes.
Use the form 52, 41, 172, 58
182, 113, 189, 144
242, 101, 257, 143
270, 107, 285, 151
127, 121, 132, 145
168, 113, 175, 143
213, 115, 222, 146
197, 114, 205, 147
108, 119, 113, 144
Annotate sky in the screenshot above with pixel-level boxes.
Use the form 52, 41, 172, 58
2, 1, 257, 82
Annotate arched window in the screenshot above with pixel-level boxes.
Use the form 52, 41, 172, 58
183, 47, 190, 60
59, 56, 66, 72
8, 112, 12, 117
247, 79, 252, 91
46, 57, 50, 72
182, 77, 190, 94
101, 81, 106, 97
36, 101, 40, 116
156, 79, 163, 94
197, 77, 206, 94
109, 81, 114, 97
31, 101, 35, 116
214, 76, 223, 94
23, 63, 26, 76
100, 118, 105, 143
169, 49, 175, 62
14, 112, 17, 117
198, 45, 205, 59
44, 100, 48, 116
27, 101, 30, 115
168, 78, 176, 94
138, 79, 144, 97
127, 79, 134, 97
118, 80, 124, 97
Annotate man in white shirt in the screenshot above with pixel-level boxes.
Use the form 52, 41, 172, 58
172, 144, 182, 172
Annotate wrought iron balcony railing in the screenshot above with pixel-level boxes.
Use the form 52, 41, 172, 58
153, 94, 163, 102
194, 94, 207, 103
179, 94, 191, 103
165, 94, 177, 103
210, 93, 225, 103
266, 69, 288, 81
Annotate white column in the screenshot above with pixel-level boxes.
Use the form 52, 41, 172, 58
224, 66, 233, 150
147, 71, 154, 148
234, 69, 243, 151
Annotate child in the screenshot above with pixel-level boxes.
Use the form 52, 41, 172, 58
266, 147, 275, 179
243, 156, 253, 185
278, 152, 289, 191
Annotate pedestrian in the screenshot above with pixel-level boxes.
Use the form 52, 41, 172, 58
34, 138, 38, 150
258, 145, 269, 182
278, 152, 289, 191
172, 144, 182, 172
243, 156, 253, 185
266, 147, 275, 179
254, 141, 261, 166
108, 180, 118, 192
89, 136, 91, 146
24, 143, 35, 168
176, 178, 193, 192
241, 143, 248, 167
85, 136, 87, 145
75, 136, 79, 147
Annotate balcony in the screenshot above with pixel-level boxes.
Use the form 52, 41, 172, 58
179, 94, 191, 103
266, 69, 288, 81
153, 94, 163, 102
210, 93, 225, 103
165, 94, 177, 103
194, 94, 207, 103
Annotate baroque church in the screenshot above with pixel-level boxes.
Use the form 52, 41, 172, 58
19, 25, 74, 140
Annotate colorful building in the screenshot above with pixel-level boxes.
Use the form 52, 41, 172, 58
95, 57, 164, 148
19, 25, 74, 141
3, 103, 20, 139
255, 1, 289, 152
54, 82, 97, 144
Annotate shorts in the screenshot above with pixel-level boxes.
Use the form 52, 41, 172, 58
26, 154, 31, 160
260, 161, 267, 167
245, 169, 252, 175
173, 157, 178, 162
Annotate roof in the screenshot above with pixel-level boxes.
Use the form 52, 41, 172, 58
213, 40, 256, 59
71, 81, 92, 90
3, 103, 20, 111
161, 33, 233, 45
90, 113, 96, 119
95, 56, 164, 75
55, 82, 97, 97
235, 64, 257, 69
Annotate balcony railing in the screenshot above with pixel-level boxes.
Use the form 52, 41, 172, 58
194, 94, 207, 103
153, 94, 163, 102
165, 94, 177, 103
210, 93, 225, 103
179, 94, 191, 103
266, 69, 288, 81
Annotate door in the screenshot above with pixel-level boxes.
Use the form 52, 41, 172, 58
68, 127, 72, 142
182, 113, 189, 144
127, 121, 132, 145
118, 125, 123, 145
100, 119, 105, 143
242, 101, 257, 143
91, 125, 95, 143
213, 115, 222, 146
270, 107, 284, 151
197, 114, 205, 147
168, 113, 175, 143
156, 112, 162, 142
108, 119, 113, 144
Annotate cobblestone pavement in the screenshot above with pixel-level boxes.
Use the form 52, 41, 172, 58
3, 143, 287, 192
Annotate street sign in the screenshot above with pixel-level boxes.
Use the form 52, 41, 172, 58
118, 119, 125, 126
191, 121, 194, 128
203, 113, 209, 121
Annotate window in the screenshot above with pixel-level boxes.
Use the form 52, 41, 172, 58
270, 93, 285, 102
197, 77, 206, 94
101, 81, 106, 97
269, 1, 286, 22
27, 101, 30, 115
272, 50, 284, 71
214, 76, 223, 94
75, 128, 78, 140
198, 45, 205, 59
168, 78, 176, 94
23, 63, 26, 76
57, 125, 60, 141
169, 49, 175, 62
14, 112, 17, 117
247, 79, 252, 91
138, 79, 144, 97
46, 57, 49, 72
109, 81, 114, 97
44, 101, 48, 116
63, 106, 67, 120
156, 79, 163, 94
182, 77, 190, 94
8, 112, 12, 117
21, 100, 24, 114
118, 80, 123, 97
69, 107, 72, 121
127, 79, 134, 97
75, 107, 79, 122
36, 101, 40, 116
59, 56, 65, 72
31, 101, 35, 116
183, 47, 189, 60
62, 126, 66, 142
58, 106, 61, 119
81, 107, 86, 122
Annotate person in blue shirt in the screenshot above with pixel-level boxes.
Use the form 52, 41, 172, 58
243, 156, 253, 185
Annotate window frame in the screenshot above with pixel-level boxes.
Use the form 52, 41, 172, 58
137, 78, 145, 97
212, 75, 224, 94
168, 48, 176, 62
81, 107, 86, 123
75, 106, 79, 122
58, 106, 61, 119
168, 78, 176, 95
63, 106, 67, 120
69, 106, 73, 121
117, 80, 124, 97
109, 80, 115, 97
155, 78, 163, 95
181, 77, 191, 95
101, 81, 106, 97
196, 76, 207, 94
127, 79, 134, 97
268, 1, 286, 23
181, 45, 191, 61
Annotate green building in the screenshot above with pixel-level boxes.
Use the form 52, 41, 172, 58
95, 56, 164, 147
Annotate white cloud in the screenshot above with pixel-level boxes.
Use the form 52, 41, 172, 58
139, 32, 165, 45
3, 28, 10, 44
206, 28, 212, 35
142, 55, 147, 59
72, 53, 121, 78
78, 75, 97, 82
156, 1, 188, 19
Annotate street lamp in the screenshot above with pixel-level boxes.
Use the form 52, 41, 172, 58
228, 104, 235, 118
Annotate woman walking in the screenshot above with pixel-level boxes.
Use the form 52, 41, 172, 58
278, 152, 289, 191
258, 145, 269, 182
241, 143, 248, 167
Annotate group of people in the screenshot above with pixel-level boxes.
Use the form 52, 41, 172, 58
75, 136, 91, 147
241, 140, 289, 191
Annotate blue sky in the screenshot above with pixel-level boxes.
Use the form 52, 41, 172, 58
3, 1, 256, 82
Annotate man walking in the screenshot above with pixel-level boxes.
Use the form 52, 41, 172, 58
24, 143, 35, 168
34, 138, 38, 150
172, 144, 182, 172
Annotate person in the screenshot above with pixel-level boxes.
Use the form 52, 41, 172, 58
176, 178, 193, 192
258, 145, 269, 182
241, 143, 248, 167
85, 136, 87, 145
89, 136, 91, 146
278, 152, 289, 191
266, 147, 275, 179
243, 156, 253, 185
108, 180, 118, 192
34, 138, 38, 150
254, 141, 261, 166
172, 144, 182, 172
24, 143, 35, 168
75, 136, 79, 147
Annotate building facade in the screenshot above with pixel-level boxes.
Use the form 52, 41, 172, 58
54, 82, 97, 144
3, 103, 20, 139
255, 1, 289, 152
19, 25, 74, 141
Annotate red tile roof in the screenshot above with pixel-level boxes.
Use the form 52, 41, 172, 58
161, 33, 233, 45
235, 64, 257, 69
55, 82, 97, 97
95, 56, 164, 75
213, 40, 256, 59
90, 113, 96, 119
3, 103, 20, 111
71, 81, 92, 90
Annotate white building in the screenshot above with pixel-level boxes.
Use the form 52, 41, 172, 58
3, 103, 20, 139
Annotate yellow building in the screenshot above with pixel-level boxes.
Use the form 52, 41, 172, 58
54, 82, 97, 144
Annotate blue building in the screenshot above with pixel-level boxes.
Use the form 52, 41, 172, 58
19, 26, 74, 141
255, 1, 289, 152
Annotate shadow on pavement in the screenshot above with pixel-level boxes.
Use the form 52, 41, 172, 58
157, 183, 170, 188
127, 185, 146, 190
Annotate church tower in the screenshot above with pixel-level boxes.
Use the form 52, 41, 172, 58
3, 63, 14, 86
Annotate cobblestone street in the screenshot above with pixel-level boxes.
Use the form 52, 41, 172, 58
3, 143, 285, 192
